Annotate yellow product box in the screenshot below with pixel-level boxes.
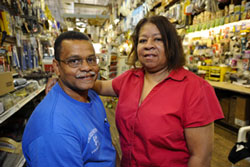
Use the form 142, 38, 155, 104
0, 72, 14, 96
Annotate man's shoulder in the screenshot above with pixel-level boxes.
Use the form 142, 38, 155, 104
38, 88, 59, 109
33, 87, 67, 119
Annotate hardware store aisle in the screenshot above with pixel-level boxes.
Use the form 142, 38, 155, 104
102, 97, 250, 167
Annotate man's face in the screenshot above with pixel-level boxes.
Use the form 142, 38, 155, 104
53, 40, 99, 97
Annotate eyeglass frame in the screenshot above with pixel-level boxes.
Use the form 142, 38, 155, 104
56, 55, 100, 68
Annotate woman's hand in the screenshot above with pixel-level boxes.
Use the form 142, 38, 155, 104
45, 77, 58, 94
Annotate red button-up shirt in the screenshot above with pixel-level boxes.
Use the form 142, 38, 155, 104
112, 67, 224, 167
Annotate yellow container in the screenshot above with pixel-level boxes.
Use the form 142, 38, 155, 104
199, 65, 231, 82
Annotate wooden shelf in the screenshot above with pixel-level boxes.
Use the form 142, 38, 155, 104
0, 85, 45, 124
208, 81, 250, 96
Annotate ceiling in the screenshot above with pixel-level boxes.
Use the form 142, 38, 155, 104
45, 0, 112, 27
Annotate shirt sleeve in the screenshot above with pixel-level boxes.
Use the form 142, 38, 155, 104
112, 70, 131, 96
27, 133, 84, 167
183, 80, 224, 128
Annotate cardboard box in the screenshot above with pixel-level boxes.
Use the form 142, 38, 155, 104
219, 98, 230, 122
234, 96, 250, 126
228, 96, 237, 125
0, 72, 14, 96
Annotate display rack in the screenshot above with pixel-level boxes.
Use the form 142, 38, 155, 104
0, 85, 45, 124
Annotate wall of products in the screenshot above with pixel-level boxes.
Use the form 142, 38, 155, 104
0, 0, 61, 166
98, 0, 250, 80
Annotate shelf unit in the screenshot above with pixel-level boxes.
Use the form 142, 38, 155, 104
0, 85, 45, 166
16, 155, 26, 167
99, 48, 118, 80
0, 85, 45, 124
1, 153, 26, 167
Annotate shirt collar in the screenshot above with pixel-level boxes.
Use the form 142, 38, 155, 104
132, 67, 187, 82
167, 67, 187, 81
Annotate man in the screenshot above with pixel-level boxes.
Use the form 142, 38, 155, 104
22, 31, 116, 167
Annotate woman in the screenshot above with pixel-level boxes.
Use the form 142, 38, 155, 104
94, 16, 224, 167
46, 16, 224, 167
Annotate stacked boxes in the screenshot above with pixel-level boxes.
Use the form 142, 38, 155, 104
234, 97, 250, 126
219, 96, 250, 127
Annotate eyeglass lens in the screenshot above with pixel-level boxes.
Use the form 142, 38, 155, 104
65, 56, 99, 68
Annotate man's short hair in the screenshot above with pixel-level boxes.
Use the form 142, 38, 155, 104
54, 31, 90, 60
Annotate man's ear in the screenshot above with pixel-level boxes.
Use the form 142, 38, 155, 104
53, 59, 60, 77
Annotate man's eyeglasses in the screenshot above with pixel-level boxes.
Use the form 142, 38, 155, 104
57, 56, 100, 68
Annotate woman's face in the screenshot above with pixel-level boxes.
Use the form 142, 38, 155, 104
137, 22, 167, 73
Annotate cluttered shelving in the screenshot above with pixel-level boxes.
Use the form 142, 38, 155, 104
0, 80, 45, 167
0, 85, 45, 124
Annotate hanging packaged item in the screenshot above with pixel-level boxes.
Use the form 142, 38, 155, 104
0, 11, 12, 36
224, 6, 230, 24
234, 5, 241, 22
229, 4, 235, 23
12, 46, 20, 68
246, 2, 250, 19
21, 42, 28, 70
0, 18, 6, 47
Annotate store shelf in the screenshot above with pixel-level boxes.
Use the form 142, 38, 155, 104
208, 81, 250, 95
186, 19, 250, 38
0, 85, 45, 124
12, 73, 19, 77
16, 155, 26, 167
0, 152, 26, 167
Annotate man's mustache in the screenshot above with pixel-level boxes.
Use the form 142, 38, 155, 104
76, 71, 96, 78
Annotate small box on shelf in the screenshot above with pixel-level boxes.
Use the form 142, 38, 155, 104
0, 72, 14, 96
